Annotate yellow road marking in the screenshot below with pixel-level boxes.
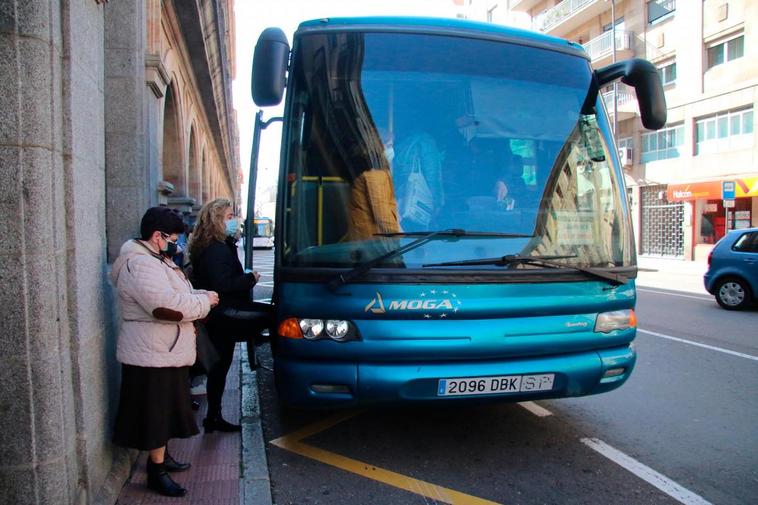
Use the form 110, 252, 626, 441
269, 411, 502, 505
269, 410, 362, 446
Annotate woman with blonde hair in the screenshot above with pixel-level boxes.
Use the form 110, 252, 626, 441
189, 198, 262, 432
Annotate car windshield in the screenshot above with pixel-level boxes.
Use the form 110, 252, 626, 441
281, 31, 633, 271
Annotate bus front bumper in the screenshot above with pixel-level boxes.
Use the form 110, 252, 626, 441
274, 345, 636, 408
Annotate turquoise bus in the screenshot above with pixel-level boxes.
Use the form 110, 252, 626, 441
250, 17, 666, 407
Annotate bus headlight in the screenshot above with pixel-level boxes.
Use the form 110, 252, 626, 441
326, 320, 350, 341
281, 318, 358, 341
594, 309, 637, 333
299, 319, 324, 339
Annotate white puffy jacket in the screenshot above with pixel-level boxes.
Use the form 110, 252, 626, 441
111, 240, 211, 368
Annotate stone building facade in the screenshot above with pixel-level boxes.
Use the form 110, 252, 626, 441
0, 1, 240, 503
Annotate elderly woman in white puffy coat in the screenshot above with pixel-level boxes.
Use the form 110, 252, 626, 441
110, 207, 218, 498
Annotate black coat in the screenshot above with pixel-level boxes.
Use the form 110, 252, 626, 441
191, 237, 259, 336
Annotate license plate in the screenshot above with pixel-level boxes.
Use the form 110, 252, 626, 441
437, 374, 554, 396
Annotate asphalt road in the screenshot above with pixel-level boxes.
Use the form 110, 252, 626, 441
247, 249, 758, 505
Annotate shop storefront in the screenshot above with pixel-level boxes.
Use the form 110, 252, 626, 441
640, 184, 685, 257
667, 175, 758, 259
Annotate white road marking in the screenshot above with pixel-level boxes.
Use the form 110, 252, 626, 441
637, 288, 712, 301
638, 328, 758, 362
581, 438, 712, 505
518, 401, 553, 417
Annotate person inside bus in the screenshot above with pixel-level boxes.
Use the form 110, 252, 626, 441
492, 145, 526, 209
447, 123, 526, 211
346, 130, 402, 241
387, 128, 445, 230
189, 198, 263, 433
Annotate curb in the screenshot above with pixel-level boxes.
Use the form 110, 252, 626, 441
240, 343, 273, 505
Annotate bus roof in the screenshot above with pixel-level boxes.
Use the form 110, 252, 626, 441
295, 16, 587, 60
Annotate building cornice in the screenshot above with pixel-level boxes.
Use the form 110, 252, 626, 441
145, 53, 170, 98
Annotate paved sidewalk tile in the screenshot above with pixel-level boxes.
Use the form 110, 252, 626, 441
116, 348, 242, 505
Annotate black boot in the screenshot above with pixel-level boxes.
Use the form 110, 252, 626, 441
164, 451, 191, 472
203, 414, 241, 433
146, 459, 187, 497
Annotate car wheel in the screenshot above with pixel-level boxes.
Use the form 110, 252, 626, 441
714, 277, 752, 310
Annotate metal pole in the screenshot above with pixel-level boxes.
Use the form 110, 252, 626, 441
612, 0, 618, 138
245, 111, 283, 271
245, 111, 264, 271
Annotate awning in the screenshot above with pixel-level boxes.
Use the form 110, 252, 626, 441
667, 175, 758, 201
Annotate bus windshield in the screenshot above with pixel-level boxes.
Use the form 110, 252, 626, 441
282, 31, 634, 272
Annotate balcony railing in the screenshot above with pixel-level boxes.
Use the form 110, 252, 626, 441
602, 83, 637, 112
533, 0, 597, 33
582, 30, 634, 62
510, 0, 542, 11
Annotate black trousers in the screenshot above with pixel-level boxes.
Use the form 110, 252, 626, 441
206, 333, 236, 418
205, 303, 271, 418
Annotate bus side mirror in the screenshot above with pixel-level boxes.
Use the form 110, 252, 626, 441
595, 58, 667, 130
252, 27, 289, 106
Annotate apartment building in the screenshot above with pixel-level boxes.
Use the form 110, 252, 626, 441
457, 0, 758, 261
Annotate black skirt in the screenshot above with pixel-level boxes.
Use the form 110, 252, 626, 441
113, 364, 199, 451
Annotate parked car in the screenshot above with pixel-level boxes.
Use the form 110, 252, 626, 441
704, 227, 758, 310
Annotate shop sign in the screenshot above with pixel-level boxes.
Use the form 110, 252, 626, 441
667, 176, 758, 201
705, 203, 718, 212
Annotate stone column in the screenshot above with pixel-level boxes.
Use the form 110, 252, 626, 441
145, 53, 169, 207
1, 1, 76, 503
2, 1, 131, 504
104, 0, 148, 261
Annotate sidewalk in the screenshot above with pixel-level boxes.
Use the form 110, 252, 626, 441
636, 256, 710, 295
115, 346, 271, 505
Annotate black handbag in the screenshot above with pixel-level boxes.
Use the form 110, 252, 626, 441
191, 321, 220, 376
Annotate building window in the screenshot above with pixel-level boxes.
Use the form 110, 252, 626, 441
641, 123, 684, 163
658, 61, 676, 86
706, 35, 744, 69
602, 17, 625, 32
618, 137, 634, 165
695, 107, 753, 155
648, 0, 675, 24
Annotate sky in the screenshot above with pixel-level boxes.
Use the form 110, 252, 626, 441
232, 0, 465, 217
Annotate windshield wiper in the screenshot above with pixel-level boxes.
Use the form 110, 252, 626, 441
327, 229, 532, 290
374, 230, 532, 238
423, 254, 629, 285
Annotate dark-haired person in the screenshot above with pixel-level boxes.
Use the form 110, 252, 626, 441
111, 206, 219, 497
189, 198, 264, 433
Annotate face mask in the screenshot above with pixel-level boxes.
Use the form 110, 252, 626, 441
160, 238, 178, 258
384, 146, 395, 164
225, 218, 239, 237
